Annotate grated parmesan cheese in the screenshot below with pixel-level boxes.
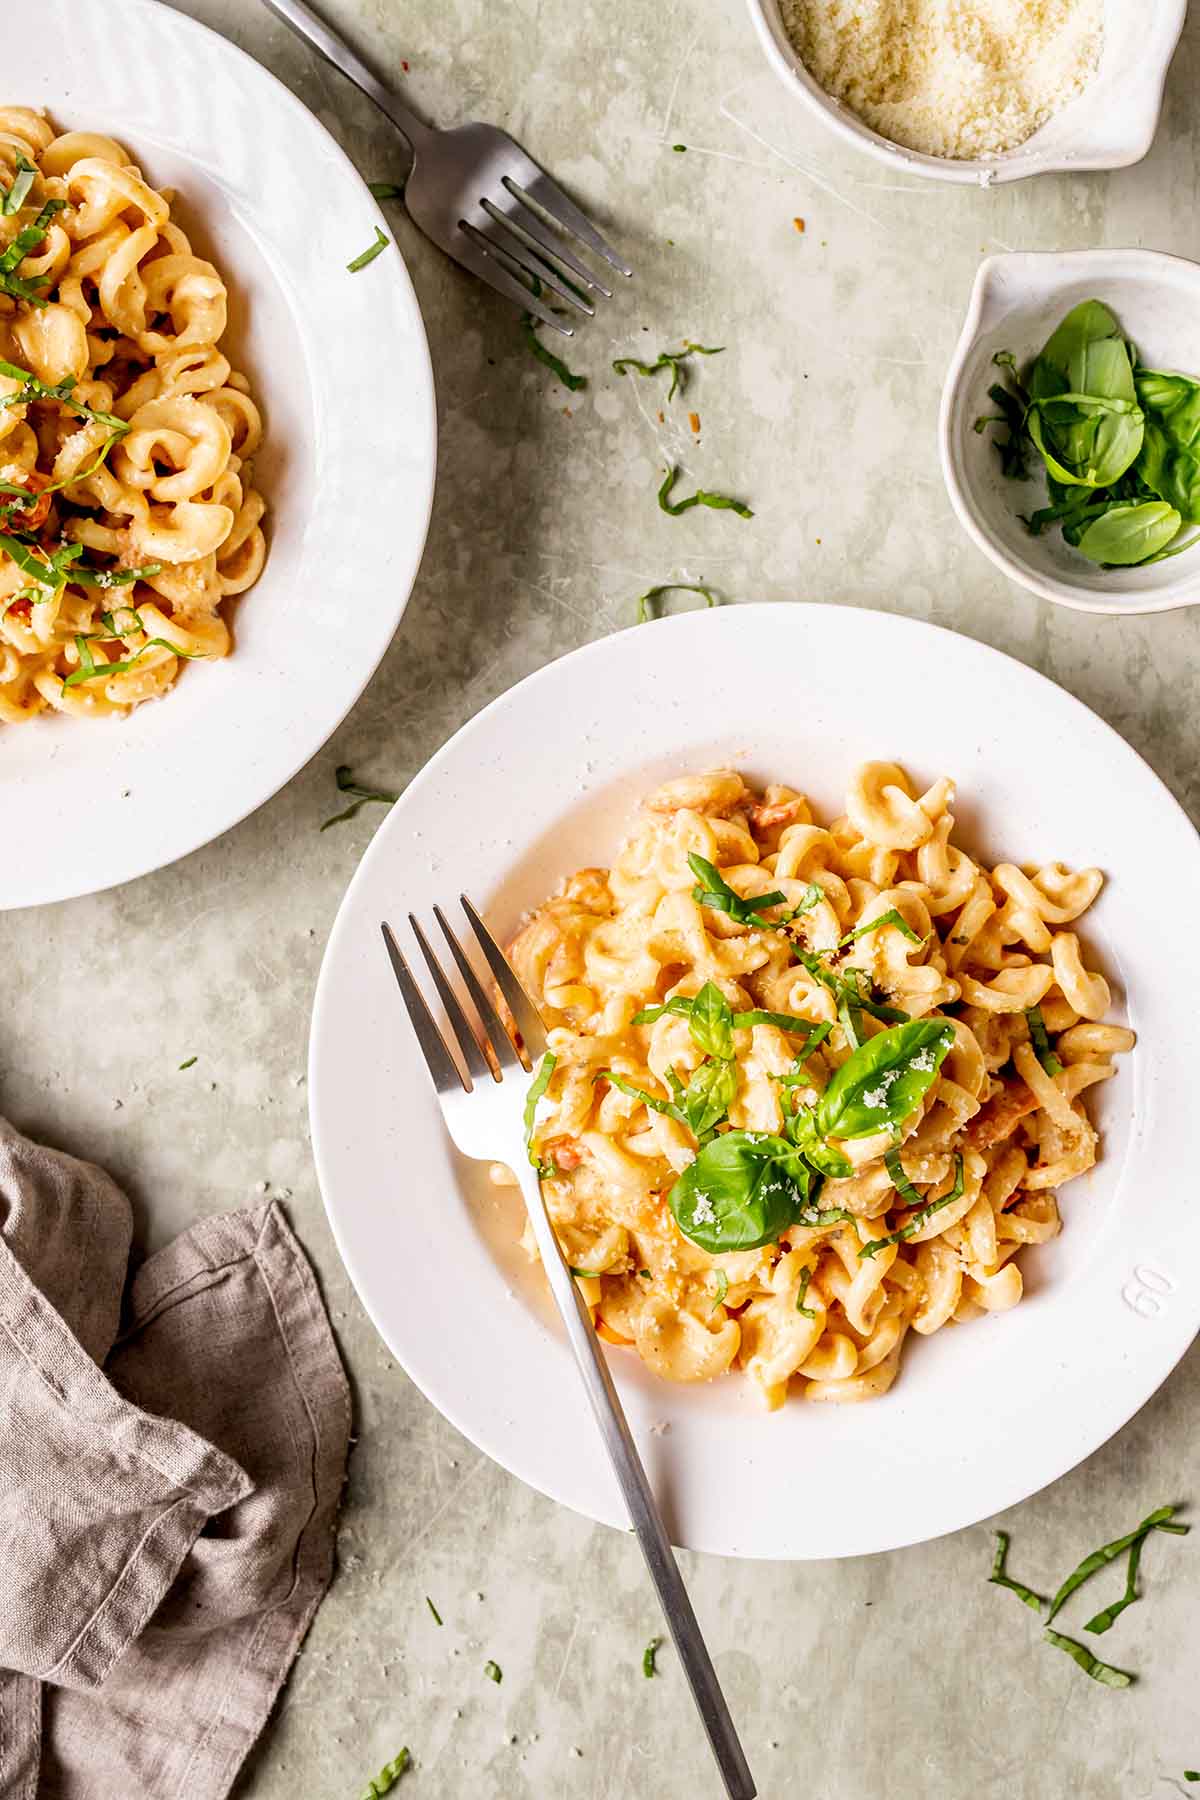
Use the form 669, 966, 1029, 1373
779, 0, 1104, 161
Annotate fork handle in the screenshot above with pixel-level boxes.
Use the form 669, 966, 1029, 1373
260, 0, 437, 154
516, 1166, 757, 1800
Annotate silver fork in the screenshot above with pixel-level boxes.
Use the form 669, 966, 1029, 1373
261, 0, 631, 336
381, 899, 756, 1800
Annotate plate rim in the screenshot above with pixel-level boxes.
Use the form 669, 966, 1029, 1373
3, 0, 438, 909
309, 602, 1200, 1559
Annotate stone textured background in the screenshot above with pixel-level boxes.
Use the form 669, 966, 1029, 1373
9, 2, 1200, 1794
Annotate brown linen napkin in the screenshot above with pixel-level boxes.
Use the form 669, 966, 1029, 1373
0, 1116, 352, 1800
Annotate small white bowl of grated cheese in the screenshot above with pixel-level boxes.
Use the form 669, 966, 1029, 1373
747, 0, 1186, 184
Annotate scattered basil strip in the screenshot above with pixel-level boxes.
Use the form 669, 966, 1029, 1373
643, 1636, 662, 1677
597, 1069, 683, 1121
989, 1530, 1046, 1613
884, 1145, 922, 1209
70, 561, 163, 590
795, 1265, 816, 1318
522, 1052, 557, 1177
425, 1596, 443, 1625
0, 531, 80, 590
520, 312, 587, 391
62, 633, 205, 689
1, 153, 36, 217
368, 180, 405, 200
178, 1056, 197, 1071
0, 358, 128, 430
1083, 1532, 1145, 1635
612, 341, 723, 404
687, 853, 789, 928
1042, 1628, 1133, 1689
0, 197, 64, 304
859, 1153, 964, 1260
815, 1018, 954, 1141
569, 1266, 605, 1280
483, 1660, 502, 1683
1047, 1506, 1188, 1624
360, 1747, 412, 1797
1025, 1004, 1063, 1078
710, 1268, 729, 1310
839, 908, 924, 948
1185, 1774, 1199, 1783
636, 582, 719, 624
657, 466, 752, 519
320, 764, 400, 831
346, 227, 390, 272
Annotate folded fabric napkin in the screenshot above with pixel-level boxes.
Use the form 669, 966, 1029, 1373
0, 1116, 351, 1799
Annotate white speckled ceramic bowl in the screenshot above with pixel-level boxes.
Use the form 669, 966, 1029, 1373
746, 0, 1186, 184
940, 249, 1200, 615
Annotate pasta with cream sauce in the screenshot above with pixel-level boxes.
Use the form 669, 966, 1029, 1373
0, 107, 266, 723
501, 764, 1133, 1407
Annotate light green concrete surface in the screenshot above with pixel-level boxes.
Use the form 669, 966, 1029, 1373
9, 2, 1200, 1795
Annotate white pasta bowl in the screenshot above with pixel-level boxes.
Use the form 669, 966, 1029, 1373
745, 0, 1186, 183
310, 603, 1200, 1560
2, 0, 436, 908
941, 249, 1200, 615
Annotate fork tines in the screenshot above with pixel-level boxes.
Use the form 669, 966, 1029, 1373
381, 898, 546, 1093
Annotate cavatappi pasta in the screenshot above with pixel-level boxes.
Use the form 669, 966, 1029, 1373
501, 764, 1133, 1408
0, 107, 266, 723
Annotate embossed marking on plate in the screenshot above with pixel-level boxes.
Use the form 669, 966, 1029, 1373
1122, 1264, 1175, 1319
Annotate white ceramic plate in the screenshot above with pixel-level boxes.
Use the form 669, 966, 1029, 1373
942, 250, 1200, 615
310, 605, 1200, 1560
746, 0, 1185, 184
2, 0, 436, 910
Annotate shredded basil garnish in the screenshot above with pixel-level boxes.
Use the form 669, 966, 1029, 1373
1042, 1628, 1133, 1689
643, 1636, 662, 1677
1, 153, 36, 218
0, 198, 64, 304
522, 1052, 557, 1177
1047, 1506, 1188, 1624
425, 1596, 443, 1626
368, 180, 404, 200
636, 582, 719, 624
521, 312, 587, 391
320, 764, 399, 830
62, 631, 205, 689
1025, 1004, 1063, 1077
0, 359, 128, 431
347, 227, 390, 272
687, 853, 789, 927
839, 908, 924, 947
178, 1056, 197, 1071
859, 1152, 964, 1260
360, 1747, 412, 1796
483, 1660, 502, 1683
884, 1145, 922, 1209
1082, 1532, 1146, 1635
612, 341, 723, 403
795, 1265, 816, 1318
657, 466, 752, 518
710, 1269, 729, 1310
70, 562, 163, 590
989, 1530, 1046, 1613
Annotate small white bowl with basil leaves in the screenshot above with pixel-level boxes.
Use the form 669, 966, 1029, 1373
940, 250, 1200, 615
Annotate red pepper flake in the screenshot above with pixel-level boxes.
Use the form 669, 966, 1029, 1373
401, 59, 410, 71
688, 411, 700, 434
793, 217, 806, 233
657, 409, 665, 424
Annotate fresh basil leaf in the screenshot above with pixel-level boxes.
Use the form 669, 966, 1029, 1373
522, 1052, 557, 1176
787, 1108, 853, 1179
839, 908, 924, 947
1076, 499, 1182, 565
815, 1018, 953, 1141
1025, 1004, 1063, 1077
657, 466, 752, 519
858, 1152, 964, 1260
988, 1530, 1046, 1613
1042, 1628, 1132, 1689
680, 1056, 738, 1139
687, 981, 734, 1058
795, 1265, 816, 1318
669, 1130, 810, 1252
1046, 1506, 1188, 1624
1, 154, 36, 217
636, 581, 719, 624
346, 227, 390, 272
